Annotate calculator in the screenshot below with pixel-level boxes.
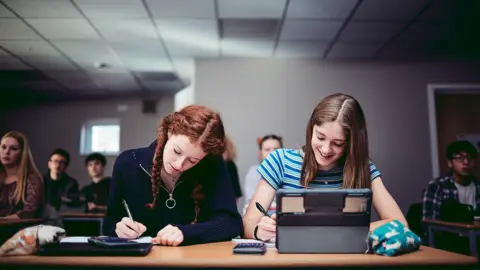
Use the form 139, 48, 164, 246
233, 242, 267, 255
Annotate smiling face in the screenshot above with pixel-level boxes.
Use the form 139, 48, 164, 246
311, 121, 347, 170
0, 137, 21, 167
162, 134, 207, 176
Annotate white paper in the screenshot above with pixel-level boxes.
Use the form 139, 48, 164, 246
60, 236, 153, 243
231, 238, 276, 248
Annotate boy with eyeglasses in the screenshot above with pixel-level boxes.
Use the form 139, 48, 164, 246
44, 148, 80, 211
423, 140, 479, 221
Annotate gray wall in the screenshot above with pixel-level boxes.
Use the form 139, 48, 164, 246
0, 96, 174, 188
195, 59, 480, 216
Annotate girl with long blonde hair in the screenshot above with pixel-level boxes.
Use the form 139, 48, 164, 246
0, 131, 43, 219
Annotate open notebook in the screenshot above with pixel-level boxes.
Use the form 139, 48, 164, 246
231, 237, 276, 248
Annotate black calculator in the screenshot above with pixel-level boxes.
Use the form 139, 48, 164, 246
233, 242, 267, 255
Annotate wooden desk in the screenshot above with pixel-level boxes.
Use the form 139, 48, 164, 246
424, 219, 480, 258
61, 213, 104, 235
0, 218, 43, 227
0, 242, 477, 270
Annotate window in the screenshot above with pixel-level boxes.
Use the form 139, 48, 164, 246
80, 119, 120, 155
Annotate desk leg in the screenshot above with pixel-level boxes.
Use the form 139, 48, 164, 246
428, 226, 435, 247
99, 219, 104, 236
469, 230, 478, 258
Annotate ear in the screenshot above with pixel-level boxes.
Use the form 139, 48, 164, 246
258, 150, 262, 159
447, 160, 453, 169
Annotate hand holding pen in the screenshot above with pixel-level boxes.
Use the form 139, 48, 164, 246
255, 202, 276, 242
115, 199, 147, 239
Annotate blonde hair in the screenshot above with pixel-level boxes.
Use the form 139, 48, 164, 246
224, 135, 237, 161
0, 131, 42, 204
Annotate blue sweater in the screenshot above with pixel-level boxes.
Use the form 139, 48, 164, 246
103, 141, 243, 245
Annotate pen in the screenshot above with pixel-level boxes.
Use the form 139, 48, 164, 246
255, 202, 271, 218
122, 199, 140, 237
122, 199, 134, 221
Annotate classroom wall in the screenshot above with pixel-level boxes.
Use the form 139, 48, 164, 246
195, 59, 480, 217
0, 96, 174, 188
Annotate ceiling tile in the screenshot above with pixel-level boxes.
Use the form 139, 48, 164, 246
53, 41, 122, 69
157, 19, 217, 40
287, 0, 357, 19
157, 19, 219, 57
92, 19, 158, 42
419, 0, 461, 22
0, 47, 10, 57
45, 71, 100, 91
379, 41, 433, 60
0, 57, 33, 70
353, 0, 429, 21
398, 21, 455, 41
0, 4, 15, 17
27, 19, 100, 40
221, 38, 273, 57
339, 21, 401, 41
74, 0, 148, 18
3, 0, 81, 18
327, 42, 381, 58
221, 19, 278, 39
0, 19, 40, 40
276, 41, 328, 58
110, 41, 170, 71
281, 20, 342, 41
125, 58, 173, 72
165, 39, 219, 57
23, 56, 78, 71
218, 0, 286, 19
0, 41, 60, 57
146, 0, 215, 18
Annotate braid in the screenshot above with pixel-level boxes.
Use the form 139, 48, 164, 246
146, 115, 172, 208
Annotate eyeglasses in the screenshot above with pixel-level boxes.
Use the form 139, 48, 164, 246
452, 155, 475, 162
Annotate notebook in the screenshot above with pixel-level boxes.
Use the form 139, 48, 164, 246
39, 237, 153, 256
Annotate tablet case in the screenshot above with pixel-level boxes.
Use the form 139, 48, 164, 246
276, 188, 372, 254
38, 242, 153, 256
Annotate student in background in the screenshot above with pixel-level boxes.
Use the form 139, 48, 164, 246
81, 153, 111, 213
423, 140, 479, 220
422, 140, 479, 255
243, 93, 408, 241
222, 136, 242, 202
0, 131, 43, 219
104, 105, 242, 246
243, 134, 283, 212
44, 148, 80, 211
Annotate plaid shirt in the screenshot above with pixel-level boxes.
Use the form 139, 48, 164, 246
422, 173, 480, 220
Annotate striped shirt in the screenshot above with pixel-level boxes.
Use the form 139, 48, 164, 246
257, 148, 381, 190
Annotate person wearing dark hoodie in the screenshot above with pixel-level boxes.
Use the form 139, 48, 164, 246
103, 105, 243, 246
43, 148, 80, 211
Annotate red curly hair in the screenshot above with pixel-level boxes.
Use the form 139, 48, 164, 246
146, 105, 226, 217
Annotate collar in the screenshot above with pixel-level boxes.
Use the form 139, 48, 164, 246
135, 140, 157, 171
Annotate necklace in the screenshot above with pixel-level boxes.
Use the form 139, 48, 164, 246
140, 164, 183, 209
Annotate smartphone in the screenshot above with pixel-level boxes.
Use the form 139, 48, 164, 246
88, 236, 142, 247
233, 242, 267, 255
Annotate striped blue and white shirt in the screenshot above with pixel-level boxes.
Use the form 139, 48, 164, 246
258, 148, 381, 190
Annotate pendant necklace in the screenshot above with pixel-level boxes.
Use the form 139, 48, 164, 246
140, 164, 183, 209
